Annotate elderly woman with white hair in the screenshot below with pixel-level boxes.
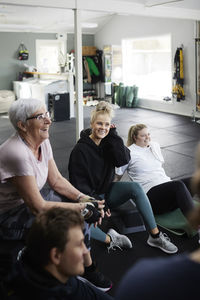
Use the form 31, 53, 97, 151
0, 98, 112, 292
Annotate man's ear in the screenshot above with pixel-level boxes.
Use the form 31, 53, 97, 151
49, 247, 61, 265
17, 120, 27, 132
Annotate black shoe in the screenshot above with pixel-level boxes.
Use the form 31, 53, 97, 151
78, 262, 112, 292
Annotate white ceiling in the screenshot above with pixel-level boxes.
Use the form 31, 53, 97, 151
0, 0, 200, 34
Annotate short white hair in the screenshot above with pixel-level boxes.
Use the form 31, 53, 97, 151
9, 98, 44, 131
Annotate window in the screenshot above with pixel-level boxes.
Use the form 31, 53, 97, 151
122, 34, 172, 101
112, 45, 123, 84
36, 39, 66, 73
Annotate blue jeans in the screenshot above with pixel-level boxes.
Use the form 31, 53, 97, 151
91, 181, 157, 242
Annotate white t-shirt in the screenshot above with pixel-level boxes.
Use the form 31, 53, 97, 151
116, 141, 171, 193
0, 133, 53, 213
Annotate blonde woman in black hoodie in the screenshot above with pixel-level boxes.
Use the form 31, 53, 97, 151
68, 101, 177, 255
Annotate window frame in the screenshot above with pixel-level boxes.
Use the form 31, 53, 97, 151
36, 39, 66, 73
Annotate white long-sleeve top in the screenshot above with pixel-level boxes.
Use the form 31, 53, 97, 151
115, 141, 171, 193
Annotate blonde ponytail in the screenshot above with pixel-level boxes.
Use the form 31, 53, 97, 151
127, 124, 147, 146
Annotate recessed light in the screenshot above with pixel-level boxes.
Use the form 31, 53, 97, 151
81, 22, 98, 28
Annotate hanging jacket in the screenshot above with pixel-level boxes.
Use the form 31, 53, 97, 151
172, 47, 185, 101
83, 58, 92, 83
86, 57, 100, 76
173, 47, 184, 85
68, 128, 130, 199
96, 50, 104, 82
86, 56, 101, 83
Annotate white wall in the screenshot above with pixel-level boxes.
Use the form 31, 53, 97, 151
95, 15, 198, 117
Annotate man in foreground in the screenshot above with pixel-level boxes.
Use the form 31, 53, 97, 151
1, 207, 113, 299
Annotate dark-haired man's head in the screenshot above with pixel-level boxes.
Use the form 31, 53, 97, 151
25, 207, 88, 283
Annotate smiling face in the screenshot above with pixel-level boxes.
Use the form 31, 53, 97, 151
134, 127, 151, 147
22, 106, 51, 146
90, 113, 111, 145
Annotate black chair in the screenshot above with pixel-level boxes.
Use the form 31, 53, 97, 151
110, 199, 146, 234
0, 240, 24, 281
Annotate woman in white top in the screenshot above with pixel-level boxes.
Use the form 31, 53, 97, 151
115, 124, 194, 218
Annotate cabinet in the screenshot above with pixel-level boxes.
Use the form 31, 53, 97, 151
48, 93, 70, 121
13, 72, 74, 118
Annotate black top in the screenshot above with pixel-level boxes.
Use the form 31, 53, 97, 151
115, 253, 200, 300
1, 254, 113, 300
68, 127, 130, 199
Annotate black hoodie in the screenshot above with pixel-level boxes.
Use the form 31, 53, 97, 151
68, 128, 130, 200
1, 253, 113, 300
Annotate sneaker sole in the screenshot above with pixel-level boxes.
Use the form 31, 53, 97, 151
77, 276, 112, 292
147, 240, 178, 254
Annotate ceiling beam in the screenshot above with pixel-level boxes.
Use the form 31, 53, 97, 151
145, 0, 183, 8
0, 0, 200, 21
0, 0, 76, 10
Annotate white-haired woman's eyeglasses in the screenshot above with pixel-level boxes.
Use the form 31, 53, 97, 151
26, 112, 50, 121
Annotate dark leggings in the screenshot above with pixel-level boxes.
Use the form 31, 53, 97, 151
147, 177, 194, 217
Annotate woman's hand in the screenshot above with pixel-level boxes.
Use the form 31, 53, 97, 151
92, 200, 105, 227
79, 196, 107, 226
92, 202, 112, 227
94, 201, 111, 223
79, 196, 105, 217
91, 200, 105, 228
110, 124, 116, 129
81, 199, 105, 227
105, 208, 111, 217
97, 200, 105, 218
93, 218, 102, 228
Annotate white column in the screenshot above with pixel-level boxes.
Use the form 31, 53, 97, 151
74, 8, 83, 141
68, 72, 75, 118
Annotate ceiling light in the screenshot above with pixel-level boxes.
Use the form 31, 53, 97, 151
81, 22, 98, 28
68, 22, 98, 29
0, 23, 41, 29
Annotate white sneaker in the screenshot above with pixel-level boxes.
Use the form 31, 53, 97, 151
17, 247, 26, 261
147, 232, 178, 254
107, 228, 133, 253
